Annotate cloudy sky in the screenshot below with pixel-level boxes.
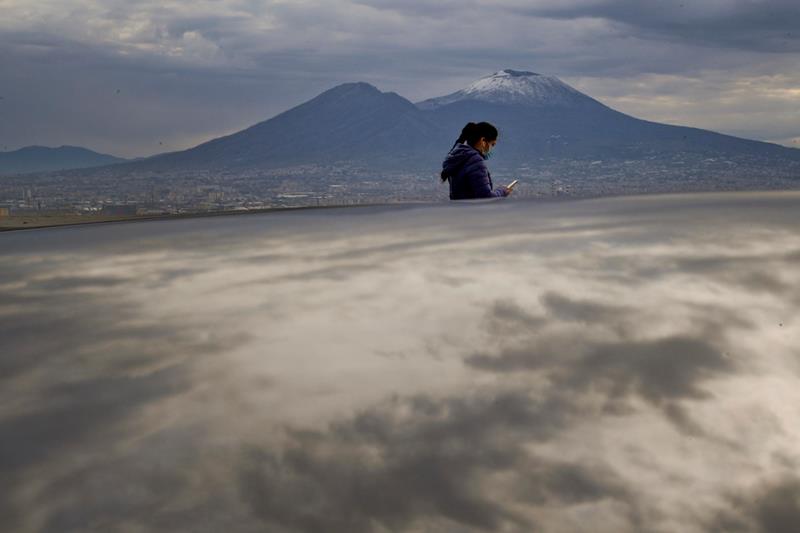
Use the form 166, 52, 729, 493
2, 191, 800, 531
0, 0, 799, 157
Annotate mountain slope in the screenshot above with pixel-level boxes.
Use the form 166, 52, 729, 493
62, 69, 800, 179
422, 70, 800, 165
0, 145, 127, 175
126, 82, 448, 172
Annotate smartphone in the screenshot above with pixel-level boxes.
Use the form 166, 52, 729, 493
507, 179, 519, 189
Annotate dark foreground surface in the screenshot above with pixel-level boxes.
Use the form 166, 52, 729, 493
2, 191, 800, 532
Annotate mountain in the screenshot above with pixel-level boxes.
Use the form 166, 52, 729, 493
61, 69, 800, 178
417, 69, 599, 109
419, 69, 800, 165
119, 82, 447, 173
0, 145, 128, 175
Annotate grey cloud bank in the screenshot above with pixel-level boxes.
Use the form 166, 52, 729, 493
0, 1, 799, 156
2, 191, 800, 531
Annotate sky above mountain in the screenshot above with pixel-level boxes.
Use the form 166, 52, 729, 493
0, 0, 799, 157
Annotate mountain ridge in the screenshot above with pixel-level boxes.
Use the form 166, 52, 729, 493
0, 145, 128, 175
47, 70, 800, 180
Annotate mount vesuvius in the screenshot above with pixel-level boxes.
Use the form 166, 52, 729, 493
66, 69, 800, 180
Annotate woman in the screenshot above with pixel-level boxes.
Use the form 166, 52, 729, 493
440, 121, 512, 200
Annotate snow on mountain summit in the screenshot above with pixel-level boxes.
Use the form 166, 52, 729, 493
416, 69, 593, 109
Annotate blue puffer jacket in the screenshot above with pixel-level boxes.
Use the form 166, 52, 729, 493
441, 143, 509, 200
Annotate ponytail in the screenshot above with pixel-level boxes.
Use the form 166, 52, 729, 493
455, 122, 477, 146
440, 121, 499, 182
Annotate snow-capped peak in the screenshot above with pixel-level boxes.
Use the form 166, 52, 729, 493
416, 69, 590, 109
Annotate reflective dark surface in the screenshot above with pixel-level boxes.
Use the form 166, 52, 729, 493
2, 192, 800, 532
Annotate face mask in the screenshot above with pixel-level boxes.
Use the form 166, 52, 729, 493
483, 146, 494, 159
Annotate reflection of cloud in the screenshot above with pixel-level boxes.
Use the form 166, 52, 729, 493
238, 390, 639, 532
563, 337, 732, 404
466, 331, 733, 435
0, 253, 252, 532
321, 235, 456, 261
541, 291, 630, 323
236, 262, 379, 287
0, 365, 188, 476
484, 298, 547, 335
711, 476, 800, 532
2, 192, 800, 531
0, 285, 236, 382
24, 275, 133, 291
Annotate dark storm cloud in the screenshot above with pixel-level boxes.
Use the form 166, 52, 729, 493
32, 425, 263, 533
466, 288, 739, 434
513, 0, 800, 53
466, 335, 733, 402
484, 299, 548, 334
237, 389, 638, 532
513, 461, 631, 507
540, 291, 630, 323
2, 0, 800, 154
565, 337, 733, 404
710, 476, 800, 532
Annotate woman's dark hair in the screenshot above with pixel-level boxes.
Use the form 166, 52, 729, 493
455, 121, 498, 147
440, 121, 499, 182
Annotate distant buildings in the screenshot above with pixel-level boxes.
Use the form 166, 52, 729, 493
100, 204, 138, 216
1, 155, 799, 215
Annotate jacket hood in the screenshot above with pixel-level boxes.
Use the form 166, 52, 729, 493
442, 143, 485, 175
